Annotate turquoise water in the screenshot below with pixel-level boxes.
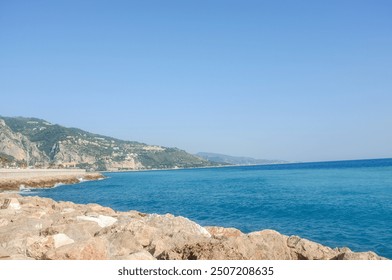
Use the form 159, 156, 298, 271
22, 158, 392, 258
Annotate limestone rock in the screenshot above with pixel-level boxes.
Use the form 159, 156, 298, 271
335, 247, 387, 260
106, 231, 143, 257
205, 226, 243, 238
126, 251, 156, 260
52, 233, 75, 248
0, 218, 8, 227
144, 214, 211, 238
26, 236, 55, 259
86, 204, 116, 216
0, 193, 387, 260
287, 235, 338, 260
77, 215, 117, 228
1, 198, 21, 210
44, 238, 109, 260
246, 230, 293, 260
0, 246, 11, 259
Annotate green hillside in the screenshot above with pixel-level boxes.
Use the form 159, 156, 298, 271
0, 116, 216, 171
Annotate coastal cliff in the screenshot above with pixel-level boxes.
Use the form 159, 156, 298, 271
0, 116, 215, 171
0, 194, 386, 260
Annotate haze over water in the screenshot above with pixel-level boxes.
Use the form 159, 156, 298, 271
23, 158, 392, 259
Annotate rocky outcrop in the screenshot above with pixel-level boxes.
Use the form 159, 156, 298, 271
0, 119, 49, 167
0, 169, 104, 191
0, 194, 387, 260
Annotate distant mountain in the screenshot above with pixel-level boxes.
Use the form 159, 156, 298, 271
196, 152, 287, 165
0, 116, 216, 171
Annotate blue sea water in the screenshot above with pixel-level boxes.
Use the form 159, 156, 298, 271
22, 158, 392, 258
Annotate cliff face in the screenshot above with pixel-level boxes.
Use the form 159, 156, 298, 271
0, 116, 213, 171
0, 119, 49, 167
0, 194, 386, 260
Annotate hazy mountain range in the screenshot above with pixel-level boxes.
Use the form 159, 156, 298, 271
196, 152, 287, 165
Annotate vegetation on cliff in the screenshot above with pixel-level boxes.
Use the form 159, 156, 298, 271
0, 116, 216, 171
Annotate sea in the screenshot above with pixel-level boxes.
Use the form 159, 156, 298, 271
21, 158, 392, 259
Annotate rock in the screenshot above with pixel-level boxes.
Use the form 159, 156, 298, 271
287, 235, 337, 260
4, 254, 35, 260
61, 208, 75, 214
86, 204, 116, 216
26, 236, 54, 259
125, 222, 157, 247
144, 214, 211, 238
47, 221, 101, 242
0, 246, 11, 259
0, 218, 8, 227
245, 230, 293, 260
0, 193, 387, 260
106, 231, 143, 257
205, 226, 243, 238
0, 199, 11, 209
335, 247, 387, 260
52, 233, 74, 248
162, 240, 246, 260
25, 233, 75, 259
44, 238, 109, 260
126, 251, 156, 260
136, 214, 212, 259
0, 198, 21, 210
77, 215, 117, 228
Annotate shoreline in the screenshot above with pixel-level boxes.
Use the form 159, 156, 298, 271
0, 193, 386, 260
0, 169, 104, 192
101, 157, 392, 174
0, 166, 389, 260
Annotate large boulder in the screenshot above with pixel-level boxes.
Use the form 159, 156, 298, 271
0, 193, 387, 260
287, 235, 337, 260
44, 238, 109, 260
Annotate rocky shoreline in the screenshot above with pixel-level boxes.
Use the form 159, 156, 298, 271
0, 169, 104, 191
0, 194, 386, 260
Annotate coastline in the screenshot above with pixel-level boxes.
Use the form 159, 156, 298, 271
101, 157, 392, 174
0, 169, 104, 192
0, 193, 387, 260
0, 166, 389, 260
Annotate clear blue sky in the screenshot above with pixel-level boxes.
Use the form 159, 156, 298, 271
1, 0, 391, 162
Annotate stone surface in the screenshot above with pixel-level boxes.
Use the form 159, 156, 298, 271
52, 233, 75, 248
1, 197, 21, 210
126, 251, 156, 260
287, 235, 337, 260
0, 193, 387, 260
44, 238, 109, 260
8, 198, 21, 210
205, 226, 243, 238
76, 215, 117, 228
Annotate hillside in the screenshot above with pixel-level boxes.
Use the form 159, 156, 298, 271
196, 152, 287, 165
0, 116, 215, 171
